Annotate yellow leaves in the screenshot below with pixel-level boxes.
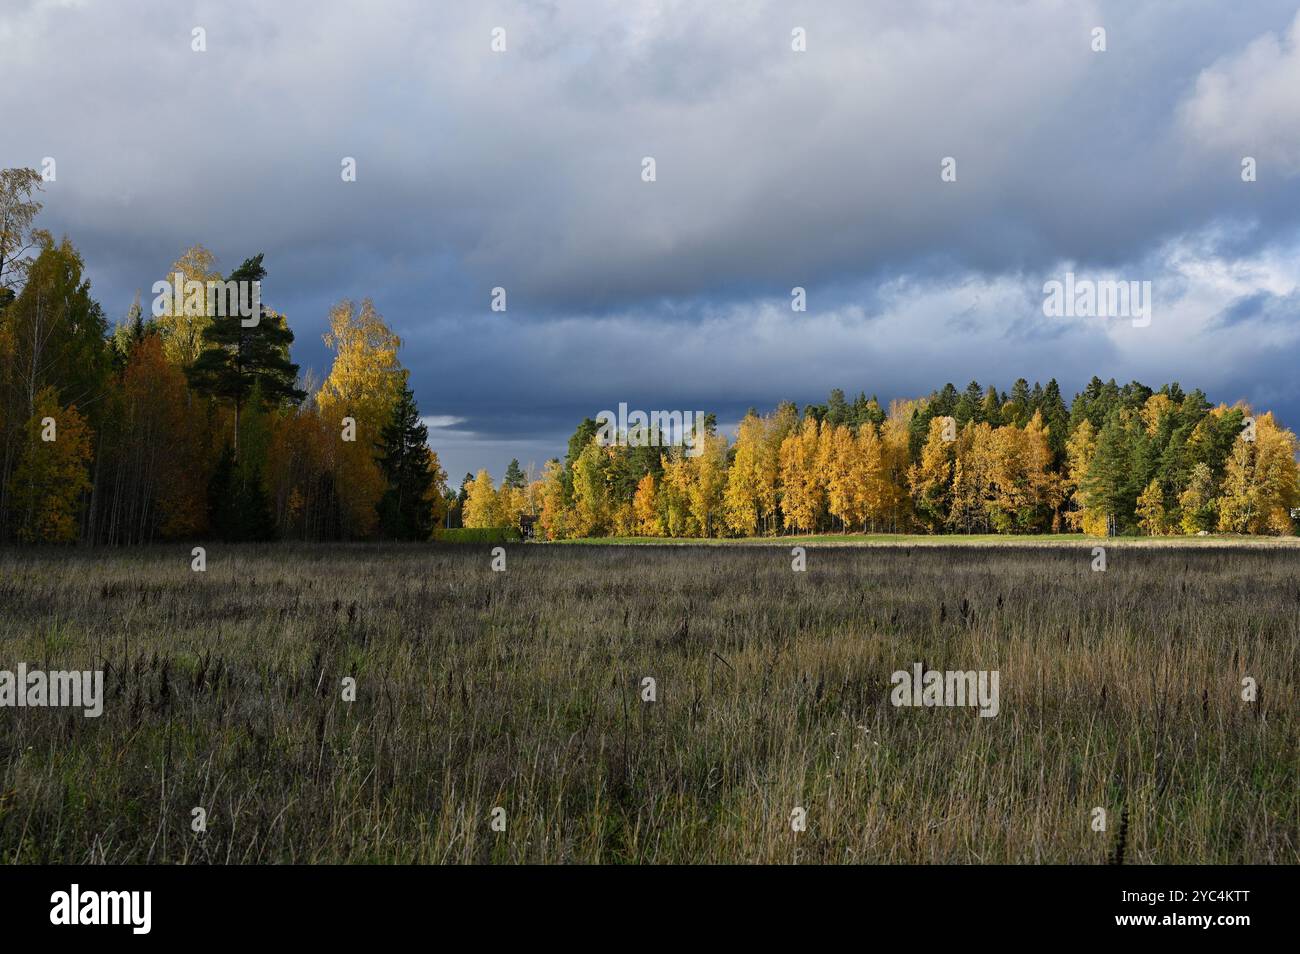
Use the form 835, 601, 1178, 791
1179, 462, 1217, 535
634, 473, 663, 536
316, 298, 405, 437
659, 450, 698, 537
8, 386, 92, 542
877, 405, 913, 527
1064, 418, 1098, 531
334, 436, 385, 538
1217, 411, 1300, 534
908, 415, 955, 532
1136, 478, 1168, 535
724, 411, 766, 535
686, 429, 728, 536
499, 484, 529, 527
313, 298, 407, 540
569, 440, 611, 537
948, 421, 995, 532
724, 408, 791, 535
537, 459, 569, 540
779, 417, 823, 533
611, 502, 636, 536
859, 422, 894, 527
938, 414, 1059, 533
1140, 393, 1174, 436
463, 468, 503, 528
822, 422, 874, 531
990, 412, 1054, 520
462, 468, 527, 530
425, 451, 450, 529
157, 244, 220, 367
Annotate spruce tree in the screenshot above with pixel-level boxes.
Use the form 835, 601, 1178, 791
1040, 379, 1070, 463
955, 380, 983, 425
826, 388, 848, 426
207, 442, 276, 541
1009, 378, 1031, 426
375, 383, 435, 540
1083, 414, 1138, 533
562, 418, 601, 503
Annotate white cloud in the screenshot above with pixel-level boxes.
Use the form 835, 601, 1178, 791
1180, 11, 1300, 175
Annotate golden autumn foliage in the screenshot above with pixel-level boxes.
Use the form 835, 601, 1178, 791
1179, 462, 1218, 535
156, 244, 221, 367
1140, 392, 1175, 436
316, 298, 405, 434
1217, 411, 1299, 534
3, 231, 1297, 548
687, 430, 728, 537
537, 459, 570, 540
779, 417, 824, 533
570, 440, 611, 537
1136, 477, 1169, 535
426, 451, 451, 530
120, 334, 210, 537
1064, 418, 1107, 535
723, 412, 770, 536
463, 468, 504, 528
314, 299, 407, 539
7, 387, 93, 542
10, 192, 1291, 547
633, 472, 663, 536
659, 451, 694, 537
528, 387, 1298, 541
909, 415, 955, 532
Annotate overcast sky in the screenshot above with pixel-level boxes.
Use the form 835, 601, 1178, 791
4, 0, 1300, 481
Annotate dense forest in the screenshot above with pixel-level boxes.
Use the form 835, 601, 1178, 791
0, 168, 446, 545
463, 376, 1299, 540
3, 167, 1297, 545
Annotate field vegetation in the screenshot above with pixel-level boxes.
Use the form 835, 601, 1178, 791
1, 543, 1293, 864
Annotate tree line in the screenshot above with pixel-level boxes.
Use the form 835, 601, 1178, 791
0, 168, 446, 544
4, 165, 1296, 545
462, 381, 1299, 540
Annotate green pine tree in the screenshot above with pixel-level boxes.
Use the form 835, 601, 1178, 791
1083, 414, 1139, 534
207, 441, 276, 541
955, 380, 983, 426
375, 383, 435, 540
186, 254, 304, 456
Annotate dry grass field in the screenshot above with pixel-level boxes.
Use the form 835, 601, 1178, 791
0, 542, 1295, 863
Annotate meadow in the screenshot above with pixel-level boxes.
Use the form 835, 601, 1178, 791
0, 541, 1295, 864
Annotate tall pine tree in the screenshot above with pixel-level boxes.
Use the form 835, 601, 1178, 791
375, 383, 435, 540
1082, 413, 1138, 534
187, 254, 304, 456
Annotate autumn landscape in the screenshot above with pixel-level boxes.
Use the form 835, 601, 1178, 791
2, 2, 1299, 890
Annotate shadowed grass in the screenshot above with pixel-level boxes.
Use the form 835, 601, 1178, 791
555, 533, 1300, 547
0, 543, 1294, 863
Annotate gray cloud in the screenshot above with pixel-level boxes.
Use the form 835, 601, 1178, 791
3, 0, 1300, 479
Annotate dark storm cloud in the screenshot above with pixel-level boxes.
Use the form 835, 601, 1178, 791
1214, 287, 1300, 329
3, 0, 1300, 478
